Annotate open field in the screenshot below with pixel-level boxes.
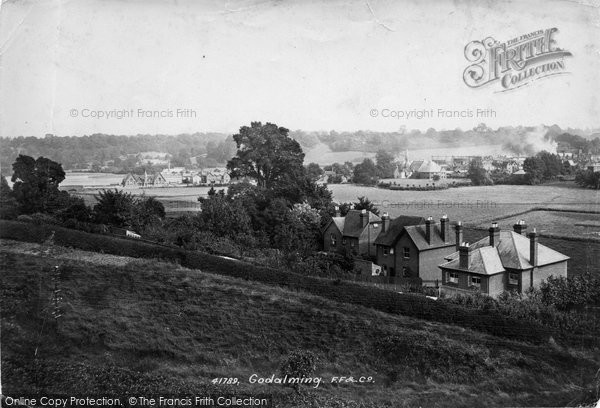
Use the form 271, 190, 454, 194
474, 210, 600, 239
329, 183, 600, 224
2, 241, 599, 407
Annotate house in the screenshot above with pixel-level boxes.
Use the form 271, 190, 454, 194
322, 208, 382, 257
374, 213, 425, 277
199, 167, 231, 185
121, 172, 168, 188
414, 160, 446, 179
439, 220, 569, 298
374, 215, 457, 285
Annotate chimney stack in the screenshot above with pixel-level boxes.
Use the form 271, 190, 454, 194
425, 216, 433, 244
440, 214, 449, 242
455, 221, 463, 251
360, 209, 368, 228
529, 228, 538, 267
489, 221, 500, 247
459, 242, 472, 269
513, 219, 527, 235
334, 205, 340, 217
381, 212, 390, 233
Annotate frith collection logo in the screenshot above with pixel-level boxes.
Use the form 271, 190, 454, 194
463, 28, 572, 91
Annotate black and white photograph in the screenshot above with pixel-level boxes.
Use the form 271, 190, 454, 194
1, 0, 599, 407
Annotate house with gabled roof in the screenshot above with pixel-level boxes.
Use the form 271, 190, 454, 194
439, 220, 569, 298
373, 215, 458, 284
322, 208, 382, 257
121, 171, 168, 188
373, 213, 425, 277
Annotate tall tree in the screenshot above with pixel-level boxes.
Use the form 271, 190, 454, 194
523, 157, 546, 185
353, 159, 378, 185
375, 150, 396, 178
227, 122, 305, 188
93, 189, 135, 227
11, 155, 67, 214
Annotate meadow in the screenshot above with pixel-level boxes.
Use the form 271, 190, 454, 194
2, 241, 599, 407
328, 183, 599, 224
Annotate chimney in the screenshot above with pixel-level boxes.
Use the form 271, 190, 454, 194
381, 212, 390, 233
440, 214, 449, 242
360, 209, 368, 228
459, 242, 472, 269
334, 206, 340, 217
455, 221, 463, 251
529, 228, 538, 267
489, 221, 500, 247
513, 219, 527, 235
425, 216, 433, 244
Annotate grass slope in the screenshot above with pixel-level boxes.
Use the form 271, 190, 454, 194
1, 241, 599, 407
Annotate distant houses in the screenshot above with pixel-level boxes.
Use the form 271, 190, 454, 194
121, 172, 167, 188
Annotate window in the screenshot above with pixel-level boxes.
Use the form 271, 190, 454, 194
448, 272, 459, 284
350, 240, 355, 247
390, 248, 395, 255
402, 267, 410, 277
471, 276, 481, 288
509, 273, 519, 285
382, 265, 388, 275
383, 247, 389, 256
330, 233, 336, 247
403, 247, 410, 259
372, 223, 379, 228
342, 238, 347, 245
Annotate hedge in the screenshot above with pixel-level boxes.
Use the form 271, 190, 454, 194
0, 220, 551, 343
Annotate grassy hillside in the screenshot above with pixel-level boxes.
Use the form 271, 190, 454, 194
1, 240, 599, 407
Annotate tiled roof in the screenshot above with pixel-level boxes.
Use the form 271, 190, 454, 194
374, 216, 425, 246
416, 160, 442, 173
408, 160, 424, 172
341, 210, 381, 238
404, 223, 456, 250
444, 230, 569, 270
439, 246, 505, 275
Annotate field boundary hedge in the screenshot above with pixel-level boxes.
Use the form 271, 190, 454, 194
0, 220, 551, 344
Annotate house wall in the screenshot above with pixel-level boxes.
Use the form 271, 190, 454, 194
392, 235, 419, 278
487, 274, 505, 297
375, 245, 396, 276
323, 224, 343, 254
532, 261, 568, 289
418, 245, 456, 284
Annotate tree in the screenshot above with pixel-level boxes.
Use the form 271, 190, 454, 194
467, 160, 493, 186
305, 162, 324, 181
197, 194, 252, 239
575, 169, 600, 189
353, 158, 378, 185
93, 189, 135, 227
11, 155, 67, 214
227, 122, 305, 188
375, 150, 396, 178
523, 157, 546, 185
536, 151, 562, 180
0, 174, 18, 219
353, 196, 380, 216
132, 196, 166, 231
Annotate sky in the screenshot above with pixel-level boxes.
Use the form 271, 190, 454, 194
0, 0, 599, 137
